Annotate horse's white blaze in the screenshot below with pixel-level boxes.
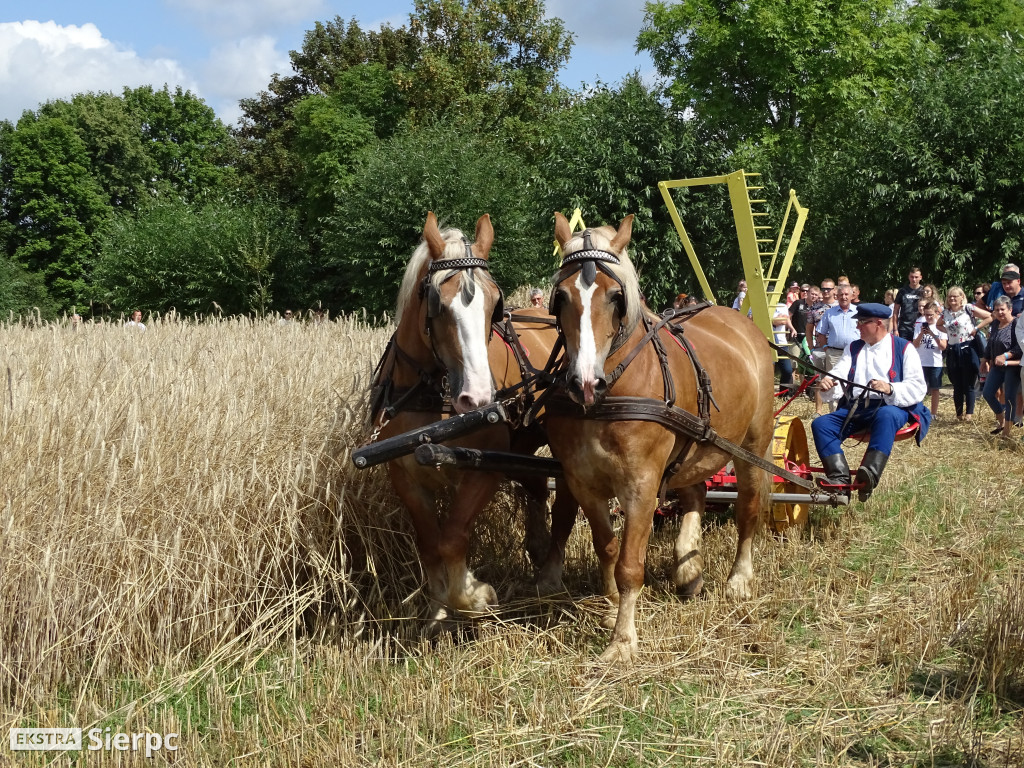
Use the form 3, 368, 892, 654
451, 281, 492, 411
573, 274, 600, 405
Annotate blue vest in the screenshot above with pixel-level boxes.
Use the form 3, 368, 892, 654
847, 335, 932, 444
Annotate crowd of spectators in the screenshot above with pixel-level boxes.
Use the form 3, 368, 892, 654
735, 263, 1023, 438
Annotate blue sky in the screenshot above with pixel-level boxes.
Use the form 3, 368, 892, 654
0, 0, 655, 126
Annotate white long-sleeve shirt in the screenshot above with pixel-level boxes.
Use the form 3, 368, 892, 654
821, 335, 927, 408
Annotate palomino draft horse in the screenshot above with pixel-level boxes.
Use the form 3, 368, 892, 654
543, 212, 776, 664
369, 212, 566, 631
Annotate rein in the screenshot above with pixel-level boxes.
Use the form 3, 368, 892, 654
767, 339, 893, 431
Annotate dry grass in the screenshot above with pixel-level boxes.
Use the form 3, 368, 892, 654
2, 318, 1023, 766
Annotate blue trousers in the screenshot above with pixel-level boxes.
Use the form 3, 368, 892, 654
982, 366, 1020, 424
812, 401, 910, 458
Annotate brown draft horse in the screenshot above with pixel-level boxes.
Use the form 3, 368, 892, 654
370, 212, 568, 632
542, 212, 776, 664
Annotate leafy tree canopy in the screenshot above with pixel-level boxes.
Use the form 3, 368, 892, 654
320, 124, 543, 316
403, 0, 572, 132
638, 0, 926, 145
924, 0, 1024, 48
92, 197, 302, 316
0, 254, 58, 320
291, 64, 406, 224
532, 75, 737, 307
119, 85, 238, 201
795, 36, 1024, 293
235, 17, 418, 203
0, 113, 111, 307
236, 1, 572, 202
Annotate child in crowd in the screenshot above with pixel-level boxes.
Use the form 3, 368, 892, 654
914, 301, 948, 417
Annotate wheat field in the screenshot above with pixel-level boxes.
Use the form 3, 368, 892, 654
1, 314, 1023, 766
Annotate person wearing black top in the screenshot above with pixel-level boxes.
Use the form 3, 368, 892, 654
892, 266, 924, 341
789, 284, 811, 345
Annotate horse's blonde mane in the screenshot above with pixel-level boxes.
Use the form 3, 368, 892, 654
558, 225, 645, 330
395, 227, 474, 325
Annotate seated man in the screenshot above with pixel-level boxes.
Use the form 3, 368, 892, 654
811, 302, 932, 501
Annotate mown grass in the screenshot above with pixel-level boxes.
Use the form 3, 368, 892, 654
1, 315, 1022, 766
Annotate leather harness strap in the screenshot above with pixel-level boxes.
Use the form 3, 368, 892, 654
546, 393, 821, 493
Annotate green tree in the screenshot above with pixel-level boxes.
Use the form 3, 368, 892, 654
924, 0, 1024, 48
0, 254, 58, 320
236, 3, 571, 202
92, 197, 302, 316
638, 0, 925, 145
404, 0, 572, 132
120, 85, 238, 201
291, 64, 405, 224
532, 76, 732, 308
797, 37, 1024, 292
38, 93, 156, 211
320, 125, 542, 316
0, 114, 111, 306
235, 17, 417, 204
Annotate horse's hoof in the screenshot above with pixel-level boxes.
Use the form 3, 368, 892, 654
422, 607, 452, 639
724, 577, 753, 603
598, 639, 638, 665
533, 575, 567, 597
676, 574, 704, 599
465, 583, 498, 615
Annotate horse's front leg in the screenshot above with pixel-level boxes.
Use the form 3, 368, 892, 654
438, 471, 502, 615
391, 465, 449, 633
597, 481, 660, 666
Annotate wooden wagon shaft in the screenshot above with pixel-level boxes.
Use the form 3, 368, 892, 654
352, 402, 509, 469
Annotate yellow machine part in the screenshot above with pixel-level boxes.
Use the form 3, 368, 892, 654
768, 415, 811, 532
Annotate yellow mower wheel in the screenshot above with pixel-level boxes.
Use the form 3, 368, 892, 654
768, 415, 810, 533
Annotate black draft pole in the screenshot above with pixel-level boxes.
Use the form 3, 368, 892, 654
413, 444, 564, 477
352, 402, 508, 469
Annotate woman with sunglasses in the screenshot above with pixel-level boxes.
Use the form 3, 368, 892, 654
940, 287, 991, 421
973, 283, 991, 312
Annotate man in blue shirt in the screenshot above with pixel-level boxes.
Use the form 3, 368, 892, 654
986, 263, 1018, 308
815, 284, 859, 372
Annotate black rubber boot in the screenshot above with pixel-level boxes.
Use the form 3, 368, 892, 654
821, 453, 850, 486
856, 449, 889, 502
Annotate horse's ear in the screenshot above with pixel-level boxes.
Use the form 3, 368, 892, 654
609, 214, 634, 254
424, 211, 446, 259
472, 214, 494, 259
554, 212, 572, 249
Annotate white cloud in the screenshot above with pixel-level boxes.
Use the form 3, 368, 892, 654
0, 21, 196, 122
201, 36, 291, 125
546, 0, 649, 46
167, 0, 327, 37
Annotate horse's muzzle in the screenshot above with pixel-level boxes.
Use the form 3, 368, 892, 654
567, 374, 608, 407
